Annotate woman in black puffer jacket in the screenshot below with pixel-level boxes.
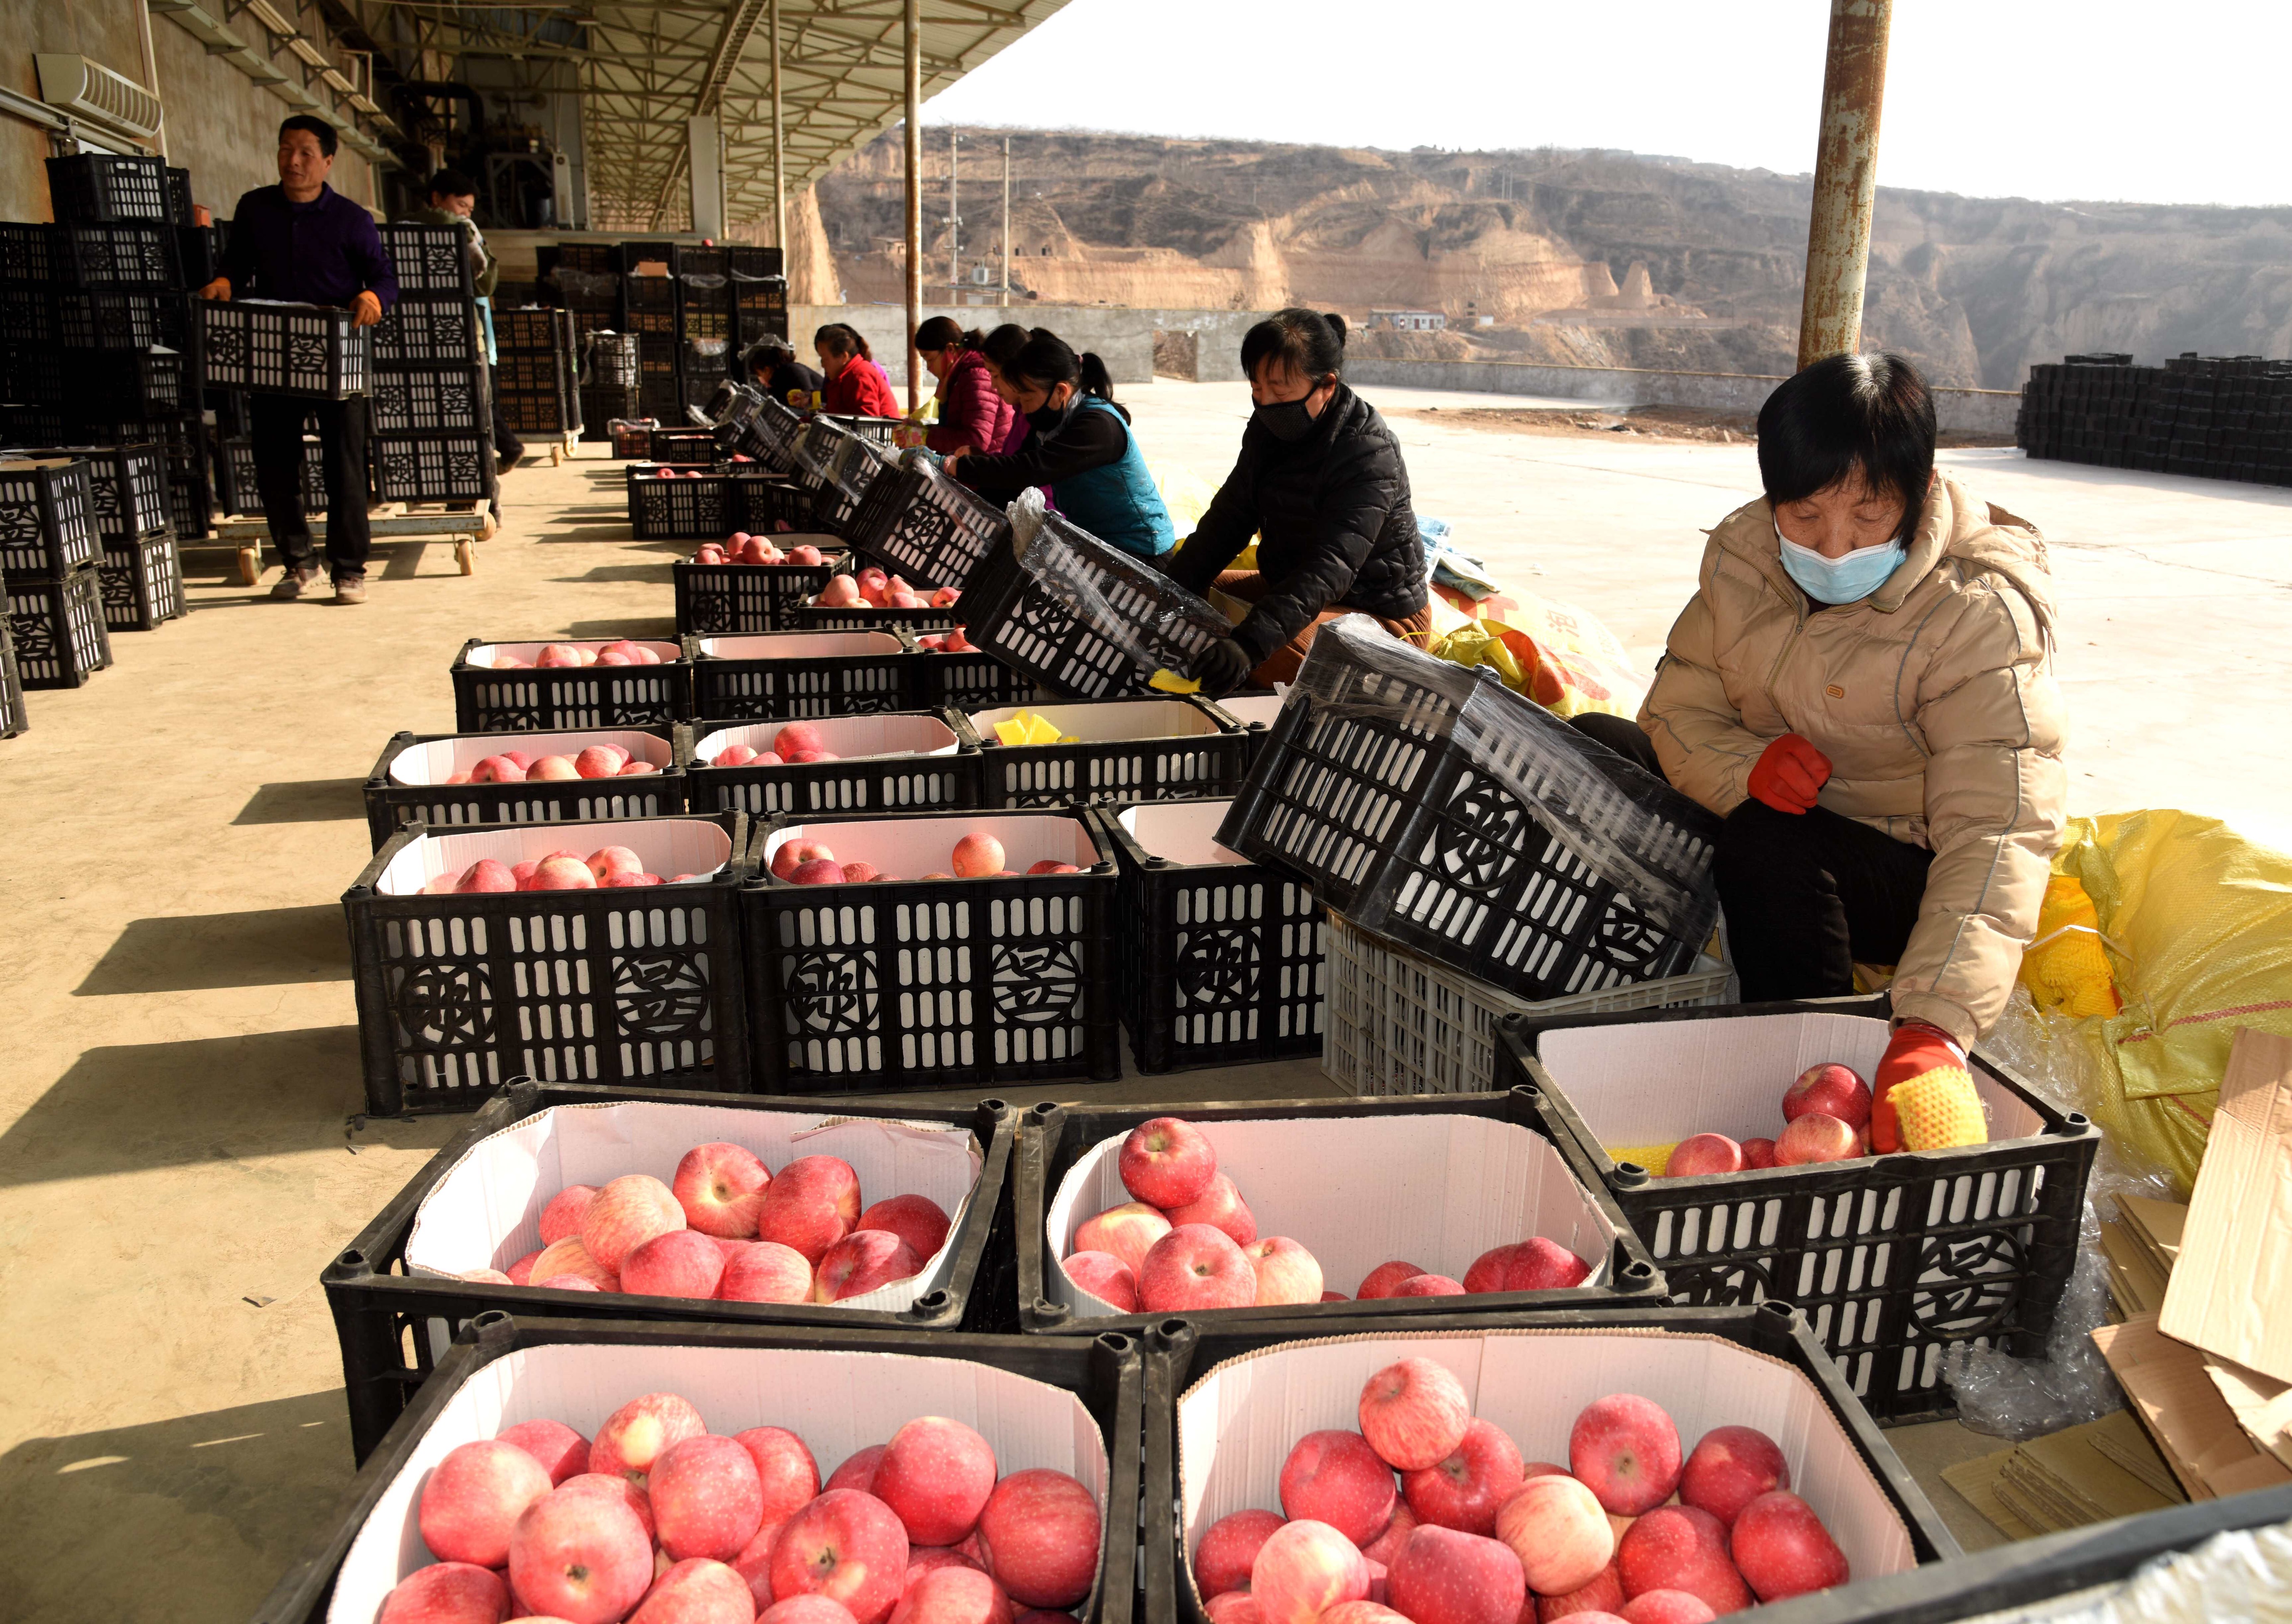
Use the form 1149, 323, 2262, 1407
1162, 309, 1431, 692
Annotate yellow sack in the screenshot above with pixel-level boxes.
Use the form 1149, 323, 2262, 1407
1430, 591, 1649, 720
1149, 459, 1221, 536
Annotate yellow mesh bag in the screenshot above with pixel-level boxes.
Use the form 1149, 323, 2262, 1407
2021, 873, 2122, 1018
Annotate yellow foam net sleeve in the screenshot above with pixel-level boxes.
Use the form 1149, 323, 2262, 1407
1607, 1144, 1677, 1177
1429, 591, 1649, 720
2006, 811, 2292, 1195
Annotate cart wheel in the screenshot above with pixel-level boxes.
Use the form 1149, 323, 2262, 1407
237, 545, 259, 587
550, 443, 565, 467
478, 505, 500, 541
456, 538, 476, 575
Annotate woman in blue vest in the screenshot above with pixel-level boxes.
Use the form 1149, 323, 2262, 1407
943, 332, 1173, 557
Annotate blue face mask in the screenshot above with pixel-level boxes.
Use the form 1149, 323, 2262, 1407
1775, 521, 1905, 605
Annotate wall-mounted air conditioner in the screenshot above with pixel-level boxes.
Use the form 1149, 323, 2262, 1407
34, 55, 163, 142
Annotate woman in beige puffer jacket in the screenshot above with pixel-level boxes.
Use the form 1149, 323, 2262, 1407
1581, 354, 2066, 1130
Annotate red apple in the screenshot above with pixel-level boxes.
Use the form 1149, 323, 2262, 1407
1246, 1236, 1324, 1305
950, 833, 1004, 879
1727, 1490, 1847, 1602
717, 744, 761, 768
1402, 1418, 1524, 1538
825, 1446, 885, 1496
507, 1249, 544, 1286
1358, 1358, 1472, 1473
375, 1563, 507, 1624
776, 723, 827, 757
528, 1234, 616, 1290
582, 1174, 687, 1272
1784, 1063, 1872, 1131
1774, 1113, 1860, 1165
1118, 1116, 1217, 1208
1280, 1429, 1399, 1548
1739, 1138, 1778, 1170
791, 859, 846, 886
736, 1427, 822, 1525
888, 1565, 1012, 1624
577, 747, 631, 782
1664, 1135, 1742, 1177
1569, 1395, 1682, 1516
856, 1194, 952, 1262
509, 1478, 657, 1623
1137, 1223, 1258, 1312
875, 1417, 998, 1548
455, 858, 518, 894
1391, 1274, 1465, 1298
1677, 1425, 1789, 1529
1071, 1203, 1170, 1276
1161, 1173, 1256, 1246
1494, 1472, 1614, 1595
1320, 1607, 1409, 1624
905, 1547, 985, 1587
633, 1556, 761, 1623
1357, 1261, 1428, 1299
558, 1471, 658, 1541
974, 1468, 1099, 1610
1537, 1559, 1626, 1622
540, 1184, 600, 1246
773, 840, 838, 880
1194, 1508, 1285, 1599
719, 1240, 815, 1303
1251, 1520, 1369, 1624
419, 1438, 553, 1566
762, 1602, 858, 1624
1059, 1250, 1137, 1310
775, 1157, 863, 1223
1617, 1593, 1714, 1624
676, 1142, 773, 1238
769, 1489, 910, 1624
1205, 1598, 1263, 1624
1359, 1502, 1418, 1568
590, 1392, 708, 1486
623, 1229, 730, 1299
500, 1418, 590, 1486
1385, 1526, 1525, 1624
1614, 1506, 1747, 1616
813, 1231, 923, 1301
653, 1434, 768, 1562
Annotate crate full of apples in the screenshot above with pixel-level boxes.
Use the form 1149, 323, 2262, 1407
344, 813, 753, 1115
745, 811, 1121, 1095
261, 1318, 1139, 1624
453, 637, 691, 733
688, 630, 922, 721
365, 727, 683, 852
682, 714, 977, 819
1501, 1005, 2097, 1424
1022, 1103, 1659, 1334
1163, 1317, 1951, 1624
959, 697, 1253, 810
792, 558, 963, 631
675, 536, 847, 635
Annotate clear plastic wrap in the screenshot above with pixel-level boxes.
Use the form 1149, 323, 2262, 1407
2033, 1517, 2292, 1624
548, 267, 619, 301
1007, 508, 1231, 682
793, 414, 892, 502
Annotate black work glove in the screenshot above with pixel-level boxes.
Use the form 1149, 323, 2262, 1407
1189, 637, 1254, 698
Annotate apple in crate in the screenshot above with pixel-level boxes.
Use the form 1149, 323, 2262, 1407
1570, 1395, 1681, 1516
791, 545, 825, 565
718, 1240, 814, 1304
1386, 1525, 1525, 1624
1197, 1509, 1286, 1599
1402, 1419, 1524, 1539
651, 1434, 767, 1562
812, 1230, 922, 1300
1616, 1591, 1714, 1624
1246, 1237, 1324, 1306
773, 840, 838, 880
675, 1142, 773, 1238
1072, 1202, 1169, 1275
976, 1467, 1100, 1610
1740, 1138, 1778, 1170
1061, 1250, 1137, 1310
875, 1416, 998, 1547
739, 1426, 823, 1524
950, 833, 1004, 879
1252, 1521, 1369, 1624
1139, 1223, 1257, 1312
1390, 1274, 1463, 1298
771, 1489, 911, 1624
1678, 1425, 1789, 1529
590, 1391, 707, 1486
1462, 1239, 1590, 1294
1358, 1261, 1427, 1299
508, 1478, 656, 1622
374, 1563, 506, 1624
1164, 1173, 1256, 1247
1615, 1505, 1749, 1616
1493, 1472, 1612, 1594
1727, 1489, 1848, 1602
1773, 1114, 1860, 1165
419, 1439, 553, 1567
891, 1564, 1010, 1624
622, 1230, 727, 1299
1358, 1358, 1471, 1473
1280, 1430, 1397, 1549
501, 1417, 592, 1486
583, 1174, 688, 1272
858, 1194, 951, 1261
825, 1445, 885, 1495
637, 1556, 757, 1620
1119, 1116, 1217, 1208
1784, 1063, 1872, 1130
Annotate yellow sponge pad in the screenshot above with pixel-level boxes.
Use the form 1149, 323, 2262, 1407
1608, 1143, 1677, 1177
992, 710, 1066, 747
1890, 1066, 1989, 1151
1148, 669, 1201, 695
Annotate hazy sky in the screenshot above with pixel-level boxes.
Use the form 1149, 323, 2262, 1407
923, 0, 2292, 209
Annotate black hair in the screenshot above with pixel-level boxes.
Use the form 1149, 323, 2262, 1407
978, 323, 1030, 370
914, 316, 984, 353
1007, 332, 1125, 421
426, 168, 477, 200
813, 322, 871, 362
1241, 307, 1346, 387
1756, 352, 1936, 529
278, 114, 337, 159
742, 337, 792, 374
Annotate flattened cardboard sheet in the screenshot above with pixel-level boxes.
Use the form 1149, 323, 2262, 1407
2159, 1029, 2292, 1385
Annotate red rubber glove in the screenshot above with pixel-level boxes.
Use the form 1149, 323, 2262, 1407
1871, 1020, 1970, 1152
1746, 733, 1831, 814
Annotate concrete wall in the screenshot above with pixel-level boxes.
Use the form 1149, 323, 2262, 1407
792, 304, 1280, 388
1341, 356, 2024, 436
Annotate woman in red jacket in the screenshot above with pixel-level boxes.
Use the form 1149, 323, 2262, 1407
916, 317, 1016, 455
813, 323, 900, 417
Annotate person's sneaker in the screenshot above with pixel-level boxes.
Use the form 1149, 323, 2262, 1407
270, 565, 322, 599
333, 575, 368, 605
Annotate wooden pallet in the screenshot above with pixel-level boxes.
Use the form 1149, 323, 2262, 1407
212, 500, 496, 583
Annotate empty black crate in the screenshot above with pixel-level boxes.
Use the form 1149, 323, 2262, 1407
688, 628, 919, 719
451, 637, 692, 732
0, 221, 179, 285
847, 452, 1012, 589
792, 414, 895, 536
371, 434, 492, 503
46, 154, 170, 222
967, 511, 1230, 699
363, 726, 686, 851
1217, 615, 1723, 1003
7, 564, 110, 687
0, 458, 99, 575
678, 711, 978, 818
344, 811, 755, 1114
98, 529, 185, 631
1499, 997, 2100, 1422
673, 544, 848, 633
724, 391, 805, 471
55, 288, 187, 351
377, 222, 474, 298
202, 302, 368, 397
1095, 798, 1325, 1072
744, 808, 1122, 1094
0, 620, 23, 736
370, 298, 476, 369
63, 346, 183, 415
368, 367, 487, 435
962, 695, 1251, 808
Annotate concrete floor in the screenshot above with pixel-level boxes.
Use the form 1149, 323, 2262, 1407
6, 379, 2281, 1619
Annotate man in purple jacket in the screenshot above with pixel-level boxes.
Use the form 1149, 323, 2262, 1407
200, 115, 397, 604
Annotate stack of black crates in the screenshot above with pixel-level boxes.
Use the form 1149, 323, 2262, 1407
368, 222, 495, 506
2019, 352, 2292, 485
615, 239, 685, 422
729, 246, 788, 349
580, 331, 641, 440
493, 306, 583, 438
535, 239, 788, 429
0, 456, 112, 689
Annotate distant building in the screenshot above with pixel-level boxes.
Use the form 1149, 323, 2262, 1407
1369, 308, 1446, 332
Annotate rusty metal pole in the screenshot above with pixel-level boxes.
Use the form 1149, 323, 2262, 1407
1796, 0, 1892, 370
903, 0, 923, 413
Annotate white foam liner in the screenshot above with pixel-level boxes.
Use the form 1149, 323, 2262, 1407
1119, 801, 1248, 868
375, 818, 733, 896
1044, 1115, 1620, 1314
968, 699, 1224, 743
329, 1341, 1108, 1624
388, 730, 676, 786
761, 813, 1102, 878
699, 631, 905, 659
1214, 694, 1287, 729
693, 714, 962, 764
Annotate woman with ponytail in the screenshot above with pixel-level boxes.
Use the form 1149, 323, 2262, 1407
944, 331, 1173, 557
813, 322, 900, 417
1163, 308, 1431, 693
916, 316, 1015, 456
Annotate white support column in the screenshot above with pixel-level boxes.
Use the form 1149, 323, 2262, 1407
688, 112, 724, 238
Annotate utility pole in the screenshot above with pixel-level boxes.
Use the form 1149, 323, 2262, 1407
948, 128, 960, 299
1797, 0, 1892, 369
902, 0, 922, 411
768, 0, 784, 252
1000, 135, 1010, 307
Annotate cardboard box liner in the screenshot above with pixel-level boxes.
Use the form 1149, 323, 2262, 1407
699, 631, 905, 660
466, 639, 684, 665
2094, 1314, 2292, 1501
970, 699, 1226, 744
692, 713, 962, 763
375, 818, 733, 896
2160, 1029, 2292, 1388
387, 729, 676, 785
756, 813, 1103, 879
1175, 1328, 1917, 1613
1118, 800, 1253, 868
326, 1340, 1110, 1624
403, 1100, 984, 1314
1046, 1115, 1620, 1317
1212, 694, 1286, 730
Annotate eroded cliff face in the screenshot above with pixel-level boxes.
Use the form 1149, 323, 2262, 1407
813, 129, 2292, 388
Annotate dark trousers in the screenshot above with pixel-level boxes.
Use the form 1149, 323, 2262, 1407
1570, 712, 1933, 1002
251, 393, 371, 579
488, 365, 524, 468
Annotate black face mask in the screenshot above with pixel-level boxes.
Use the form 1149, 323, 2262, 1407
1253, 392, 1319, 443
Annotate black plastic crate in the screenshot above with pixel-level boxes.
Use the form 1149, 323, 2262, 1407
626, 465, 800, 539
493, 305, 557, 350
672, 543, 849, 633
45, 154, 169, 222
63, 345, 184, 415
847, 451, 1012, 589
788, 554, 963, 632
371, 433, 492, 504
727, 246, 784, 277
909, 643, 1032, 709
318, 1082, 1021, 1458
553, 240, 619, 275
345, 812, 755, 1115
961, 695, 1252, 809
648, 426, 719, 463
168, 460, 210, 541
6, 564, 110, 687
368, 367, 486, 435
679, 711, 978, 819
585, 327, 641, 387
219, 434, 329, 515
376, 222, 473, 298
745, 808, 1123, 1094
0, 221, 179, 286
363, 726, 686, 852
369, 297, 476, 369
54, 287, 187, 351
578, 383, 640, 440
792, 413, 895, 537
724, 391, 805, 471
494, 346, 566, 394
0, 620, 23, 737
202, 301, 369, 397
966, 510, 1231, 699
0, 457, 98, 575
1094, 798, 1324, 1073
165, 164, 192, 224
176, 223, 217, 289
0, 405, 71, 446
1217, 614, 1724, 1003
495, 386, 570, 436
1017, 1090, 1659, 1336
1139, 1304, 1959, 1624
609, 418, 661, 459
251, 1314, 1143, 1624
687, 628, 919, 720
97, 528, 184, 631
451, 637, 691, 732
621, 272, 678, 314
1499, 997, 2100, 1423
